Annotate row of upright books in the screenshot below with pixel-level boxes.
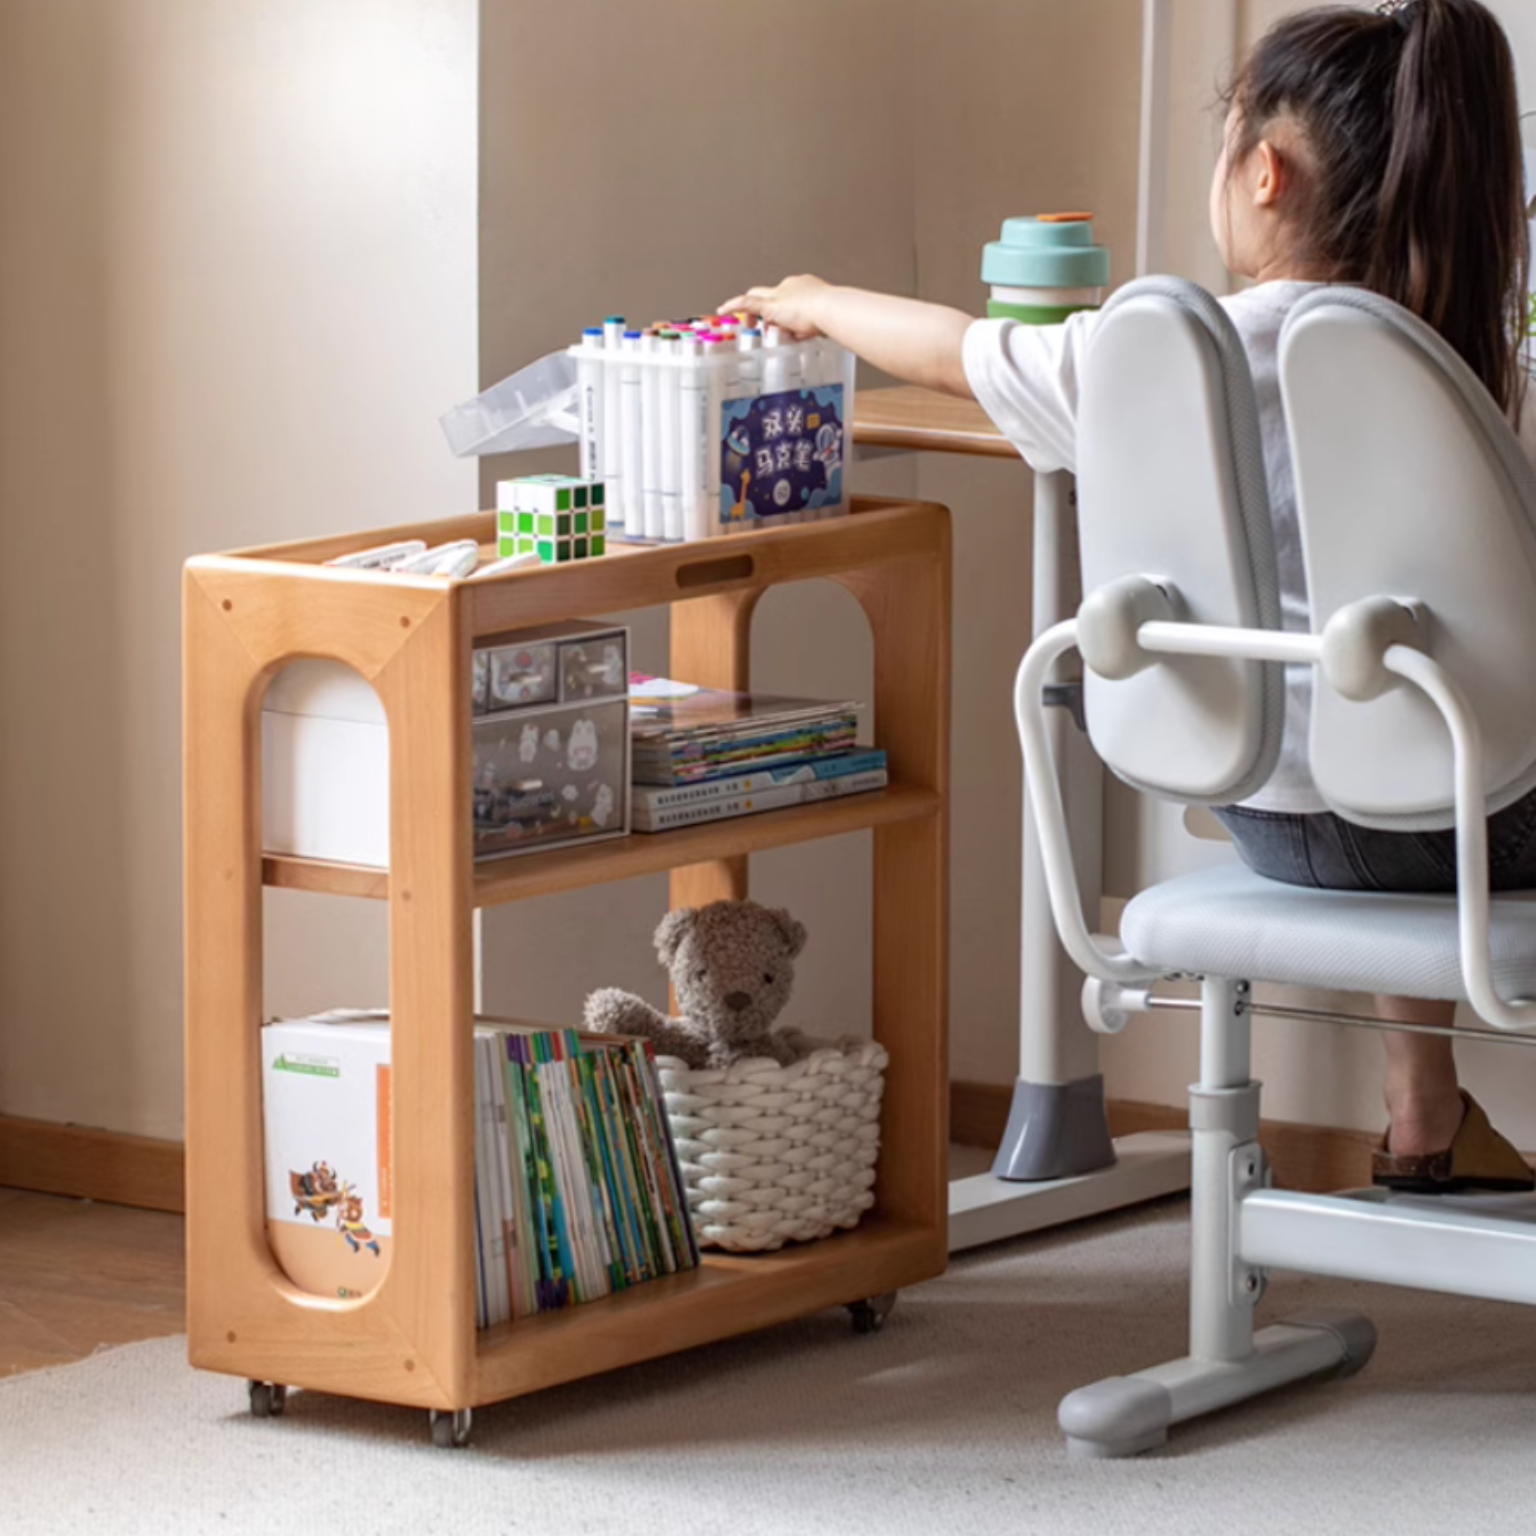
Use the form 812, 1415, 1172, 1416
471, 1022, 697, 1329
628, 674, 887, 832
261, 1012, 697, 1330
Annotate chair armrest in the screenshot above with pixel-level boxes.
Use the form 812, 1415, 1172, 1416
1015, 621, 1160, 986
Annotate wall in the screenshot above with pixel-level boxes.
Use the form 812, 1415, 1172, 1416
0, 0, 479, 1138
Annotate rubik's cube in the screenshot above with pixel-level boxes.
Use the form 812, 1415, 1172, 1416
495, 475, 608, 564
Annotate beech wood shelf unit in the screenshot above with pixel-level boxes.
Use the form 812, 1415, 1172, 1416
183, 495, 952, 1419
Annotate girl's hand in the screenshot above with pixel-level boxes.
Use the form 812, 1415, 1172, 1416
717, 276, 831, 339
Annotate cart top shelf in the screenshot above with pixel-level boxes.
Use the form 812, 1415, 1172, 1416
188, 496, 949, 641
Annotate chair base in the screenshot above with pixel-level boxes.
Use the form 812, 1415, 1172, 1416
1058, 1309, 1377, 1459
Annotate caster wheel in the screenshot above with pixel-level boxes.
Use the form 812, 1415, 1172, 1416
847, 1292, 898, 1335
429, 1408, 473, 1449
248, 1381, 287, 1418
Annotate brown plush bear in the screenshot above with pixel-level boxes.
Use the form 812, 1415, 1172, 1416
583, 900, 809, 1070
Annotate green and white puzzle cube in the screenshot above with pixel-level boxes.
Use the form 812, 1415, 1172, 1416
495, 475, 608, 564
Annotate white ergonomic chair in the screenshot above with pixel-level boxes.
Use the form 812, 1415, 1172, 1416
1021, 276, 1536, 1456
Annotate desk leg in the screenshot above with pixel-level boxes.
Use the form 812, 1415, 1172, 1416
949, 469, 1190, 1251
996, 469, 1113, 1178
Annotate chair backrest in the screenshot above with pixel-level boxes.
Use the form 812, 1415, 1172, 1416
1076, 276, 1285, 804
1280, 289, 1536, 829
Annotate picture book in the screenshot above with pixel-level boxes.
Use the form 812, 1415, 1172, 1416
628, 674, 861, 786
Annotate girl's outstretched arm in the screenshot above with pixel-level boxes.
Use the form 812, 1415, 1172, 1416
719, 276, 974, 399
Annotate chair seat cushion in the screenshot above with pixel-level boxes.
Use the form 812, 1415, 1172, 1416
1120, 865, 1536, 1001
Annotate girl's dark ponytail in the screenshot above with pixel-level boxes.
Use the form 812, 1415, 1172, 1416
1229, 0, 1528, 413
1369, 0, 1527, 413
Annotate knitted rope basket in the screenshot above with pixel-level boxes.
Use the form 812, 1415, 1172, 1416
654, 1036, 888, 1253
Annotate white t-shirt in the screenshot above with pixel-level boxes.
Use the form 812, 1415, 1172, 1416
963, 281, 1536, 814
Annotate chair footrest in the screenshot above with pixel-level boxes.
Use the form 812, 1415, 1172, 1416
1239, 1188, 1536, 1305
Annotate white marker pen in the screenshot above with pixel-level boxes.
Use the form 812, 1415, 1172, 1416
602, 316, 625, 533
700, 332, 727, 538
731, 330, 766, 535
324, 539, 428, 570
619, 330, 644, 539
393, 539, 480, 575
659, 330, 683, 541
762, 323, 786, 394
577, 326, 604, 483
431, 543, 482, 579
761, 326, 803, 526
469, 551, 543, 579
640, 330, 664, 542
678, 332, 709, 542
737, 327, 763, 392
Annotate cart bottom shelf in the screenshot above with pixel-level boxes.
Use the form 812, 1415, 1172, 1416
470, 1215, 942, 1406
191, 1216, 943, 1413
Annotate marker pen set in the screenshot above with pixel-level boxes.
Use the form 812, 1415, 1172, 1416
322, 537, 541, 581
572, 315, 856, 543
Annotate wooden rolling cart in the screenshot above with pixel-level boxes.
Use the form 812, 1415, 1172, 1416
182, 495, 951, 1446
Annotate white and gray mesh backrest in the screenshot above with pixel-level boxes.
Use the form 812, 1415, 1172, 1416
1280, 288, 1536, 830
1076, 276, 1285, 804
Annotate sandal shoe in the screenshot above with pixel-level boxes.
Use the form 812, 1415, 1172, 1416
1372, 1091, 1535, 1194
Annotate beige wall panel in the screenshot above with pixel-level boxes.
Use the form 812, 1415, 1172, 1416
0, 0, 478, 1138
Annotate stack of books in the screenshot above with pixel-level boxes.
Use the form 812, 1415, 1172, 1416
473, 1023, 698, 1328
628, 675, 888, 832
258, 1011, 696, 1332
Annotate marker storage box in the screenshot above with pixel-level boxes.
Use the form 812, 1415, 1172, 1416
572, 330, 856, 543
263, 621, 630, 866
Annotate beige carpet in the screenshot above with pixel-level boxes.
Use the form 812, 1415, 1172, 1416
7, 1196, 1536, 1536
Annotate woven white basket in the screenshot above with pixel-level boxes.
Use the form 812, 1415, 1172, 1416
655, 1036, 888, 1253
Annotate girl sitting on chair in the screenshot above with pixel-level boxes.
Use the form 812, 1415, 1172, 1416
723, 0, 1536, 1194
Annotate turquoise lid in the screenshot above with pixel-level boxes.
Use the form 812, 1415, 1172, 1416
981, 214, 1110, 289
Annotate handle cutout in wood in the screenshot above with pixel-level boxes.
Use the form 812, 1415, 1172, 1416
674, 553, 755, 590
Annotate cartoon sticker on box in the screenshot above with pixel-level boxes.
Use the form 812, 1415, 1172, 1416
289, 1161, 342, 1222
566, 718, 599, 771
472, 652, 490, 714
720, 384, 845, 527
490, 644, 556, 709
591, 782, 616, 828
336, 1187, 382, 1258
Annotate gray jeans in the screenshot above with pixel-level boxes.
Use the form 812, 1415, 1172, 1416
1213, 790, 1536, 894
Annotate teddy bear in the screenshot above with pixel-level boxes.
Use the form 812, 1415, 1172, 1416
583, 899, 810, 1070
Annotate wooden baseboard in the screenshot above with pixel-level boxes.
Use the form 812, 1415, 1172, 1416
0, 1115, 185, 1214
951, 1080, 1381, 1195
0, 1085, 1393, 1214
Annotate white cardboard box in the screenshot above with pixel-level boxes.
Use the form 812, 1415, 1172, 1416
262, 1014, 394, 1302
261, 622, 630, 867
263, 659, 391, 867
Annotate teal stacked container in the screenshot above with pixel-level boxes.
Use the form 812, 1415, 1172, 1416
981, 213, 1110, 325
